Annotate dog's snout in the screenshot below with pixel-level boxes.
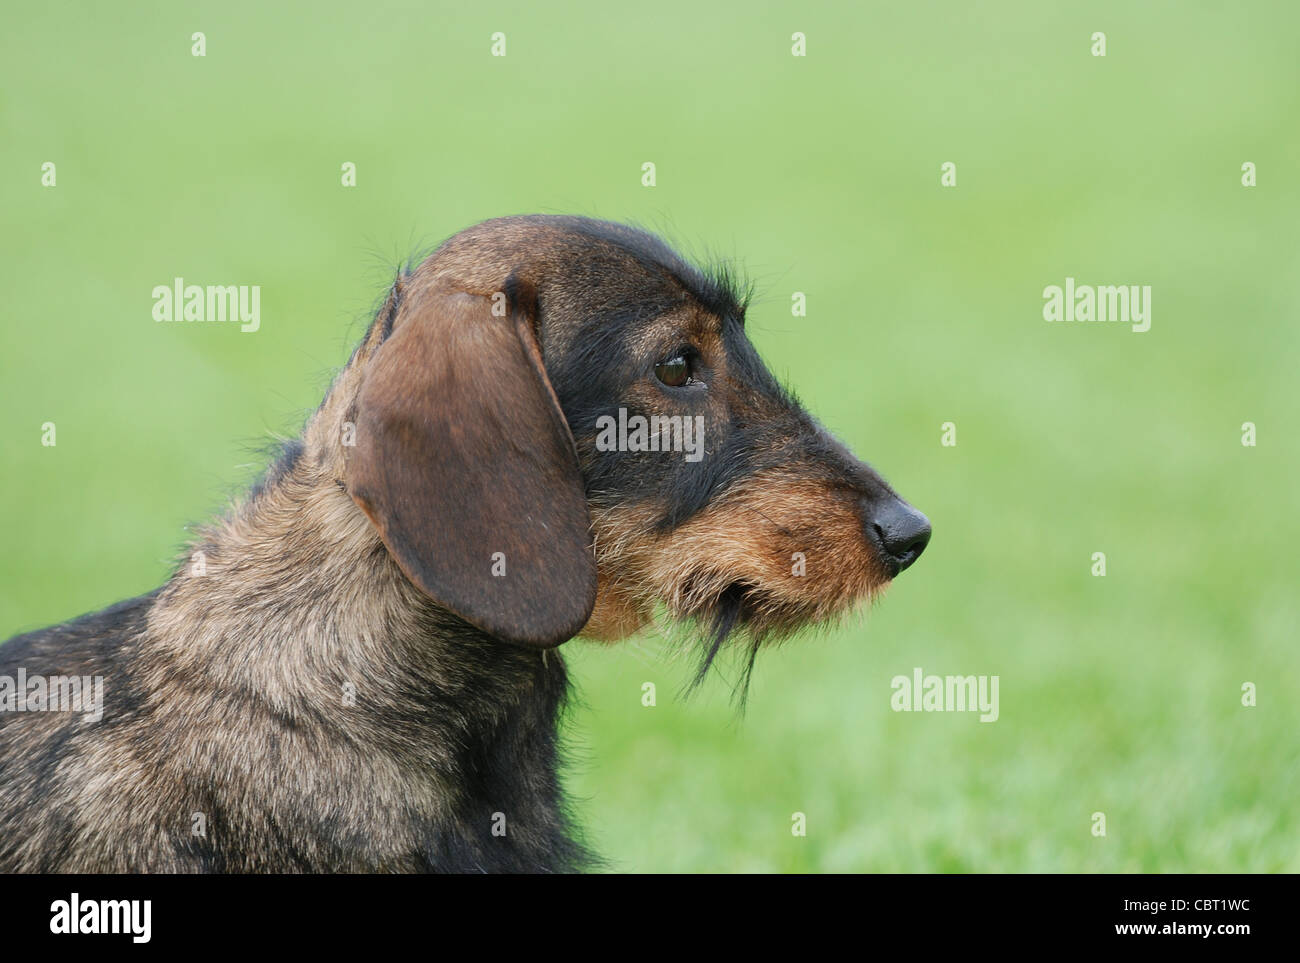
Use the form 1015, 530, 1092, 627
864, 496, 931, 575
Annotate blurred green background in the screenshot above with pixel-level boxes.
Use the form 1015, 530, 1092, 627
2, 1, 1297, 872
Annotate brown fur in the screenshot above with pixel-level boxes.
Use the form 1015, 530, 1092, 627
588, 471, 889, 644
0, 215, 929, 872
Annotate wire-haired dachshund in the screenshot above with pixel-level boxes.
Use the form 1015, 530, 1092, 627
0, 215, 930, 872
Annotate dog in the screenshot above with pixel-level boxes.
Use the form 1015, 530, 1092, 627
0, 215, 930, 872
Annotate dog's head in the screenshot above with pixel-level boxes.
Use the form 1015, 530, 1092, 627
342, 216, 929, 675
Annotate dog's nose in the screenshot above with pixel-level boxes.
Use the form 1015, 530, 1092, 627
864, 496, 931, 575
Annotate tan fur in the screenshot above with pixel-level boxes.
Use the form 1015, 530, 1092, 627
587, 470, 890, 642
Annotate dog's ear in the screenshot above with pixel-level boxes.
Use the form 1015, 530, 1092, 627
345, 275, 596, 648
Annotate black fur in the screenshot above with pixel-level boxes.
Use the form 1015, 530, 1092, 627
0, 215, 927, 872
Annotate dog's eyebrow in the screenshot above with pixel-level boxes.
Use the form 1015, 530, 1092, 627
671, 268, 744, 327
680, 263, 749, 326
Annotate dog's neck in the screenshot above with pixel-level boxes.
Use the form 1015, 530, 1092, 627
141, 352, 588, 870
148, 336, 428, 696
148, 389, 562, 726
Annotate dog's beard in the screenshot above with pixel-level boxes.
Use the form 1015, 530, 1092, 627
587, 503, 889, 706
666, 578, 881, 710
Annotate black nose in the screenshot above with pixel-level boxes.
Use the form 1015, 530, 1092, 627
865, 496, 931, 575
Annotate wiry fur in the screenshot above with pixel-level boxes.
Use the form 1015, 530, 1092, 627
0, 215, 928, 872
587, 470, 890, 698
0, 302, 589, 872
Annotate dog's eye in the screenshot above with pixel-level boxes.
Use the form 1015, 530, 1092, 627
654, 356, 691, 388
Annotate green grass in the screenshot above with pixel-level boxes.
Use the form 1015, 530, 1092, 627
2, 0, 1297, 872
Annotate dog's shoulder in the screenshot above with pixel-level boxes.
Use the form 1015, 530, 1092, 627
0, 589, 160, 675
